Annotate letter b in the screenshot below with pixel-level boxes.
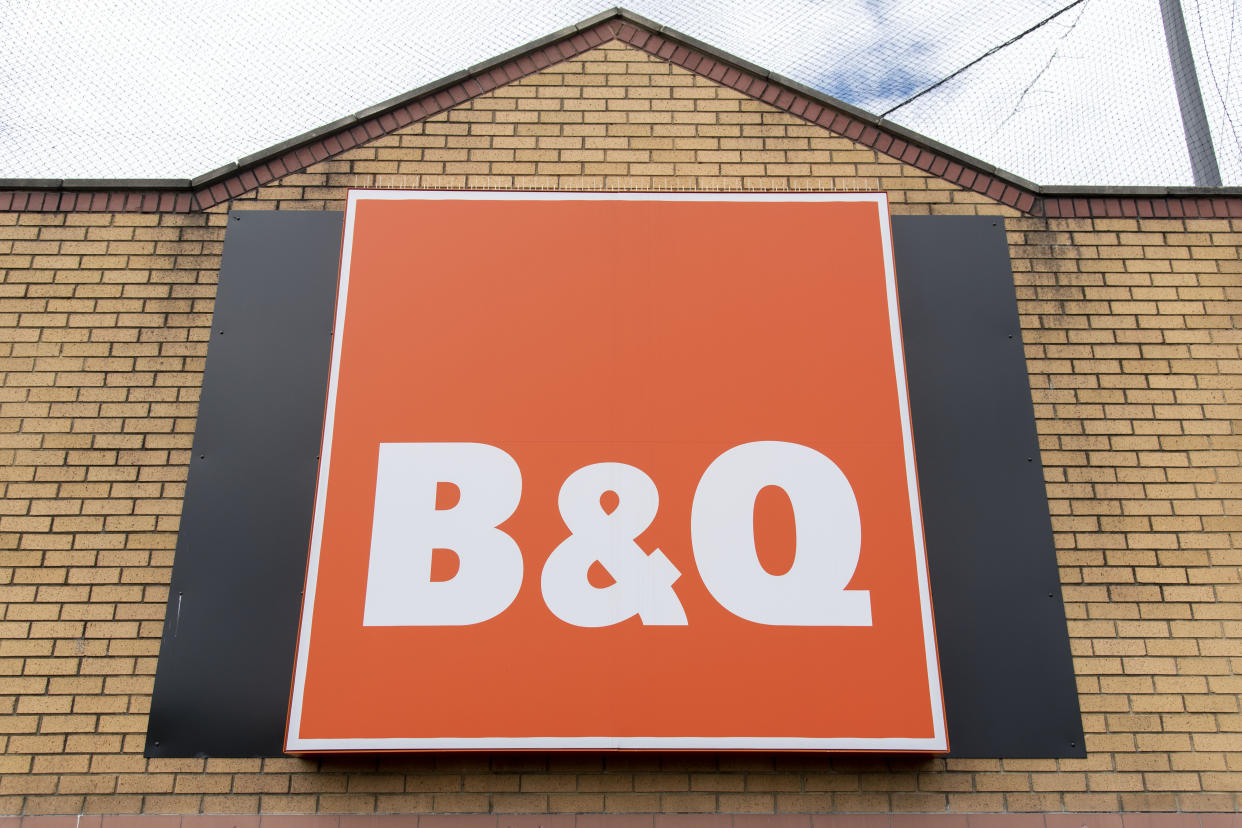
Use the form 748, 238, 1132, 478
363, 442, 523, 626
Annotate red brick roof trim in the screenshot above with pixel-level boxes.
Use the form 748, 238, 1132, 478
1, 9, 1240, 218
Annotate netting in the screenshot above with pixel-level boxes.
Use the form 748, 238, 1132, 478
0, 0, 1237, 185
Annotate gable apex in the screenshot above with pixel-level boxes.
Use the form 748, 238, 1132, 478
1, 8, 1239, 219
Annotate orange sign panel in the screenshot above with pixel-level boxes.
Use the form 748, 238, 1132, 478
285, 191, 946, 751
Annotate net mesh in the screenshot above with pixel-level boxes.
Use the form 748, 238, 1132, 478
0, 0, 1237, 186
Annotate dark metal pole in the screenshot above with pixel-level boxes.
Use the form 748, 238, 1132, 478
1159, 0, 1222, 186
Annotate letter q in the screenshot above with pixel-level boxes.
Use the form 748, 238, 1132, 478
690, 441, 871, 626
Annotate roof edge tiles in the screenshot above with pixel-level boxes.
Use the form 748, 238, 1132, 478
1, 8, 1241, 218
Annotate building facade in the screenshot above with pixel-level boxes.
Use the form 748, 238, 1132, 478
0, 11, 1239, 825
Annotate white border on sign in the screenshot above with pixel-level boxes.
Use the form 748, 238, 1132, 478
285, 190, 947, 753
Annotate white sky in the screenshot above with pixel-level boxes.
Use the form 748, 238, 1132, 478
0, 0, 1238, 186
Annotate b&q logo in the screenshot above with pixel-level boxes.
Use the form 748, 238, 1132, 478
366, 440, 870, 628
286, 191, 946, 752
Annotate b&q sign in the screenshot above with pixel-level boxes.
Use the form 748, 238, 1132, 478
285, 191, 947, 752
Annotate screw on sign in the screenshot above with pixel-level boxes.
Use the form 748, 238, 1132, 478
286, 191, 947, 752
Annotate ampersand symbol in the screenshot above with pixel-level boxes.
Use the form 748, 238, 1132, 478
540, 462, 688, 627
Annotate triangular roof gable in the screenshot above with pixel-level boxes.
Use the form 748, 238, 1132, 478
1, 8, 1239, 219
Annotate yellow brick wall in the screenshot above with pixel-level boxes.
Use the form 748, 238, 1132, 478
0, 42, 1237, 817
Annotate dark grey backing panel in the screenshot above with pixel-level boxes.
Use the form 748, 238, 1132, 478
146, 211, 1083, 758
892, 215, 1083, 758
145, 212, 344, 758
